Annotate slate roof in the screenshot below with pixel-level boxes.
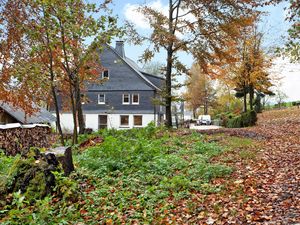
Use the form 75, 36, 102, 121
141, 72, 165, 89
0, 101, 56, 124
107, 44, 163, 91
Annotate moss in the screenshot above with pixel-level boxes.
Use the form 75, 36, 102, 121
6, 157, 35, 191
24, 171, 48, 202
2, 155, 56, 203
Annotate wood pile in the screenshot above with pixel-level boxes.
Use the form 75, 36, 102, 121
0, 125, 52, 156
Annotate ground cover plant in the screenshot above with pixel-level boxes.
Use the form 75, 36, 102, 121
0, 124, 232, 224
1, 108, 299, 224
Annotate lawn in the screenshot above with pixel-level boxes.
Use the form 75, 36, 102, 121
0, 124, 234, 224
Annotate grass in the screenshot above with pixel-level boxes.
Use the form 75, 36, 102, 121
0, 124, 233, 224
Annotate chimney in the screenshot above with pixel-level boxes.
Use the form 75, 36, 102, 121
115, 40, 125, 58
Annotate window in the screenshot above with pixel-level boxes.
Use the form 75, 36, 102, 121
101, 70, 109, 79
98, 94, 105, 104
134, 115, 143, 126
122, 94, 130, 104
132, 94, 139, 104
120, 115, 129, 127
98, 115, 107, 130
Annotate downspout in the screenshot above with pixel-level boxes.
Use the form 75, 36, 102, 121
153, 91, 157, 125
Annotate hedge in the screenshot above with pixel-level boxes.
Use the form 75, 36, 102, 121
226, 110, 257, 128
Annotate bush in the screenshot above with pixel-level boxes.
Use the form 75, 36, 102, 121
216, 112, 236, 127
226, 110, 257, 128
243, 110, 257, 126
227, 116, 243, 128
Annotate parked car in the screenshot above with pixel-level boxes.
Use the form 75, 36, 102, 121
197, 115, 211, 125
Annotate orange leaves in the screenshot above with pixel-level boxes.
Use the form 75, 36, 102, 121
183, 63, 215, 114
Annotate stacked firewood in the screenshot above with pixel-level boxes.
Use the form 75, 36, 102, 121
0, 126, 52, 156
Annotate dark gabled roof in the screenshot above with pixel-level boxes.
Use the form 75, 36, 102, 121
106, 44, 164, 91
0, 101, 56, 124
141, 72, 165, 89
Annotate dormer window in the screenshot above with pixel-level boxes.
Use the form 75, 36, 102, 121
122, 94, 130, 104
101, 70, 109, 79
132, 94, 139, 105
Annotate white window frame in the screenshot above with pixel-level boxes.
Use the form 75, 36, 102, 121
133, 115, 143, 127
98, 94, 105, 104
132, 93, 139, 105
122, 93, 130, 105
120, 115, 129, 127
101, 70, 109, 79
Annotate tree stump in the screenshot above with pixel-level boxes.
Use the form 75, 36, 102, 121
46, 146, 75, 176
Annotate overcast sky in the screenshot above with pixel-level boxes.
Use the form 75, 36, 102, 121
106, 0, 299, 102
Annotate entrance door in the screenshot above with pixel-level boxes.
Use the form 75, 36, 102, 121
98, 115, 108, 130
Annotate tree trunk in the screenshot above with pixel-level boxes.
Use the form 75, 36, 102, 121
69, 84, 78, 145
47, 146, 75, 176
165, 1, 175, 128
165, 47, 173, 128
43, 10, 64, 145
243, 88, 247, 113
249, 86, 254, 111
204, 99, 208, 115
75, 78, 85, 134
51, 85, 65, 145
193, 108, 196, 119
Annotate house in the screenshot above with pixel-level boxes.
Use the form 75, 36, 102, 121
0, 101, 56, 125
58, 41, 165, 131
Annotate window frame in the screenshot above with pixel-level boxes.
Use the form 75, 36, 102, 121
101, 70, 109, 79
120, 115, 129, 127
122, 93, 130, 105
98, 93, 105, 104
133, 115, 143, 127
132, 93, 139, 105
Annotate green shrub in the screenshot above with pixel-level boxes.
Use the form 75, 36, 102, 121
226, 110, 257, 128
227, 116, 242, 128
242, 110, 257, 126
216, 112, 236, 127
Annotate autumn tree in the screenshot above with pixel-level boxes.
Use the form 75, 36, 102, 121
45, 0, 120, 144
1, 0, 121, 144
0, 0, 47, 114
211, 82, 243, 116
127, 0, 267, 127
232, 25, 274, 112
283, 1, 300, 62
183, 63, 215, 118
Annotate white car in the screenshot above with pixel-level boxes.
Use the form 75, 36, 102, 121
197, 115, 211, 125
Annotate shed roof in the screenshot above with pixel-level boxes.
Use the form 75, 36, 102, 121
0, 101, 56, 124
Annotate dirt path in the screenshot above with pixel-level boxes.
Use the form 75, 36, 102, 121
240, 108, 300, 224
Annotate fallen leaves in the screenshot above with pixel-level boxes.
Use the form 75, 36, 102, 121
165, 107, 300, 224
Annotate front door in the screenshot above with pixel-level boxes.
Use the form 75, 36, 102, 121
98, 115, 107, 130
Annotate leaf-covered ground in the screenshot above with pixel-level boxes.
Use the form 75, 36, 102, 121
1, 108, 300, 224
238, 108, 300, 224
184, 107, 300, 224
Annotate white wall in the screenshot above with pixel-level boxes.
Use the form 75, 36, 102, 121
53, 113, 156, 132
57, 113, 74, 133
